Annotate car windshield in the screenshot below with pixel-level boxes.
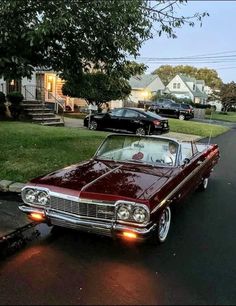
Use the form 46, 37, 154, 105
95, 135, 179, 166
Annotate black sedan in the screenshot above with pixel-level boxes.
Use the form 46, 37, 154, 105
149, 99, 194, 120
84, 107, 169, 135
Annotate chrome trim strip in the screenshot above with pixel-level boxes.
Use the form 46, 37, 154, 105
80, 165, 122, 192
151, 158, 208, 214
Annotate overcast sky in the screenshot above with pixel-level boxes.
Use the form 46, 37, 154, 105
138, 1, 236, 83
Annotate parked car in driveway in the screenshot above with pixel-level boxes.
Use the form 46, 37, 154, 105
19, 134, 220, 244
84, 107, 169, 135
149, 99, 194, 120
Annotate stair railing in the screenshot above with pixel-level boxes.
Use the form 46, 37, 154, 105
22, 85, 65, 124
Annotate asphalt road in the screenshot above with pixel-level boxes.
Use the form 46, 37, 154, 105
0, 129, 236, 305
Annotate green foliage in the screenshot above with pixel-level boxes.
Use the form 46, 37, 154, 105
6, 91, 24, 119
0, 91, 6, 103
152, 65, 223, 89
62, 72, 131, 106
6, 91, 24, 104
0, 0, 208, 81
219, 82, 236, 111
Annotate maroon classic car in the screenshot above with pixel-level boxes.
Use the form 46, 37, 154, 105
19, 134, 220, 244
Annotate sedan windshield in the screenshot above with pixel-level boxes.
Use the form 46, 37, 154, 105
95, 135, 179, 166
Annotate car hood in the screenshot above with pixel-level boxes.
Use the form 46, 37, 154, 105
30, 159, 175, 201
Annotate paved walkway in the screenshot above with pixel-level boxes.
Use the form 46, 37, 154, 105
64, 117, 85, 128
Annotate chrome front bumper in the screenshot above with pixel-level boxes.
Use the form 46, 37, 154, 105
19, 205, 156, 240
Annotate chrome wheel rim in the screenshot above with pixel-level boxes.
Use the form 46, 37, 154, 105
89, 121, 97, 130
136, 128, 145, 136
158, 207, 171, 242
179, 115, 185, 120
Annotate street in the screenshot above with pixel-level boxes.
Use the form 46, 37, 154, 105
0, 129, 236, 305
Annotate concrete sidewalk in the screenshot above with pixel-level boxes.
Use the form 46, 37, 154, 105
0, 193, 33, 243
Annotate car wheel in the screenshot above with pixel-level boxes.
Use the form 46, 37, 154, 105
152, 206, 171, 244
135, 127, 146, 136
199, 177, 209, 191
89, 120, 98, 130
178, 114, 185, 120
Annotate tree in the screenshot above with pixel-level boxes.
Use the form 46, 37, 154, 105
62, 72, 131, 107
152, 65, 223, 89
0, 0, 208, 81
219, 82, 236, 111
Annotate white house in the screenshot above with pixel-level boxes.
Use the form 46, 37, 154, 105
165, 74, 208, 104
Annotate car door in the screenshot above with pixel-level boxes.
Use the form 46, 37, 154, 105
177, 142, 203, 198
119, 109, 142, 132
105, 108, 125, 130
158, 100, 172, 116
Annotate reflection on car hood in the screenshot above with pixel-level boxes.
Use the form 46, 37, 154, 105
30, 159, 175, 201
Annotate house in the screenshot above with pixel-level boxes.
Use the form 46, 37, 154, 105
128, 74, 165, 103
165, 74, 208, 104
0, 70, 86, 112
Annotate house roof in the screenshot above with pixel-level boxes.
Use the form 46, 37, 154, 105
178, 74, 196, 83
178, 74, 207, 98
129, 74, 159, 89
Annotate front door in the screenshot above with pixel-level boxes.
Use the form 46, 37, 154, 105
45, 74, 56, 101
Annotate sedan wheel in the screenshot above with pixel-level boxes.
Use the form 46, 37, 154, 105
156, 206, 171, 243
89, 120, 98, 130
136, 127, 146, 136
179, 114, 185, 120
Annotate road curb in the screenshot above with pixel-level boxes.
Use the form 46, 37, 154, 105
0, 180, 25, 193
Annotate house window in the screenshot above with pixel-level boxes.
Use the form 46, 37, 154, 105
177, 83, 180, 89
173, 83, 177, 89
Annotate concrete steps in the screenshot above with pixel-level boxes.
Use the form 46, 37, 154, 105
21, 100, 64, 126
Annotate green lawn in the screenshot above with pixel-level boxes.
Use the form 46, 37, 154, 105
205, 111, 236, 122
0, 122, 108, 182
169, 118, 229, 137
0, 120, 229, 182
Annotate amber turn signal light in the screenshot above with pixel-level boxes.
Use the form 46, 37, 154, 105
123, 232, 137, 239
29, 213, 45, 221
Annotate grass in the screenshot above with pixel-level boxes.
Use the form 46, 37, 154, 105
205, 111, 236, 122
0, 120, 229, 182
0, 122, 108, 182
169, 118, 229, 137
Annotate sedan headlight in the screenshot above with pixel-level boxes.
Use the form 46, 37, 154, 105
37, 191, 49, 205
117, 205, 130, 220
22, 188, 50, 205
24, 189, 37, 203
133, 207, 149, 223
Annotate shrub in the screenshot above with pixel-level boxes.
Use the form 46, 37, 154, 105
6, 91, 24, 104
0, 91, 6, 103
7, 92, 24, 119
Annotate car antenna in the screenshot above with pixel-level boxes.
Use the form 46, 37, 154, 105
207, 107, 214, 146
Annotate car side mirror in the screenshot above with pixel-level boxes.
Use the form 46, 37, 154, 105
182, 158, 190, 167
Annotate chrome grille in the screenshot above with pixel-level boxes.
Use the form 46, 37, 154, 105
49, 196, 115, 221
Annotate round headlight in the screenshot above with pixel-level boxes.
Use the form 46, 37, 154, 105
25, 189, 37, 203
117, 206, 130, 220
37, 191, 49, 205
133, 207, 148, 223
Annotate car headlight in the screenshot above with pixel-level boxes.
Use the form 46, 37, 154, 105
37, 191, 49, 205
133, 207, 149, 223
24, 189, 37, 203
117, 205, 130, 220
